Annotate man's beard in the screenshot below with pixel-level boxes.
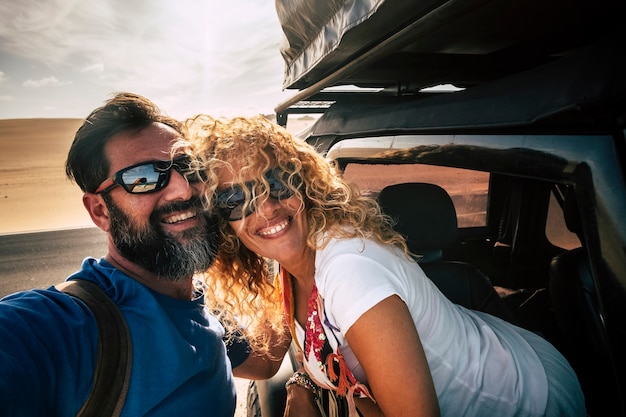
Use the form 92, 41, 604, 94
104, 195, 218, 282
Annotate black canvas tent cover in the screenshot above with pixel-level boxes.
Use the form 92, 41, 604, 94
275, 0, 624, 97
276, 0, 429, 89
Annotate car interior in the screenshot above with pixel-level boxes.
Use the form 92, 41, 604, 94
377, 182, 518, 324
360, 164, 621, 415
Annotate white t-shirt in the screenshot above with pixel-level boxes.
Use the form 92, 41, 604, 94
295, 234, 550, 416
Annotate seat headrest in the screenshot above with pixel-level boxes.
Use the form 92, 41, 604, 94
378, 183, 458, 261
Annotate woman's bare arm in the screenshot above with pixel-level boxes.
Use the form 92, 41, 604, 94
345, 295, 440, 417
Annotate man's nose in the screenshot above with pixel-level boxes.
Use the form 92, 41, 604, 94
163, 169, 194, 201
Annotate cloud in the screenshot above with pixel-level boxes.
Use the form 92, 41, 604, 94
0, 71, 7, 84
81, 63, 104, 73
0, 95, 13, 101
0, 0, 292, 118
23, 76, 71, 88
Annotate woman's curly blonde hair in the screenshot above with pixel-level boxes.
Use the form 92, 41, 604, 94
179, 114, 409, 355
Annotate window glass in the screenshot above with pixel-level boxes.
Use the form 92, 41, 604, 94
546, 191, 581, 250
342, 163, 489, 227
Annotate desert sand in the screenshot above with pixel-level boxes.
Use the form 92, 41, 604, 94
0, 118, 89, 234
0, 116, 317, 235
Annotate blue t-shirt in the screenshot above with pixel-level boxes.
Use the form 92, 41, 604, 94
0, 257, 249, 416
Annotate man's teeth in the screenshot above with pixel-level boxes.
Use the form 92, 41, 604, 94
259, 219, 289, 236
163, 211, 196, 224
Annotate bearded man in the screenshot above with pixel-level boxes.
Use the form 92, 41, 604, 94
0, 93, 287, 416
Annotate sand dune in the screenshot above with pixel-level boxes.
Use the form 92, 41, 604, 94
0, 117, 317, 235
0, 119, 89, 234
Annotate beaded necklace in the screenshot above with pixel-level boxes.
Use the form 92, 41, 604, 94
305, 285, 327, 367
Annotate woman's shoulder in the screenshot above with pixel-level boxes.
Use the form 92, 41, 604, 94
318, 230, 405, 262
315, 233, 414, 291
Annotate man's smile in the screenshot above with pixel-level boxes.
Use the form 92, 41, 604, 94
162, 209, 197, 224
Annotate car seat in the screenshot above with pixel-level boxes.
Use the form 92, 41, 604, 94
549, 189, 623, 415
378, 182, 517, 324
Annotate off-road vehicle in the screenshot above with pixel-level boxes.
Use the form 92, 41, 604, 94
249, 0, 626, 415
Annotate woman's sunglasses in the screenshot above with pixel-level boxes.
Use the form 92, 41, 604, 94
94, 155, 201, 194
215, 168, 301, 221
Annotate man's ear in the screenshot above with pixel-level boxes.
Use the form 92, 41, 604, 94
83, 193, 111, 232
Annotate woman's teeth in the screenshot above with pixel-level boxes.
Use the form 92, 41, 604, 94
258, 219, 289, 236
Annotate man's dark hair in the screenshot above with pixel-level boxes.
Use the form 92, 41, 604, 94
65, 92, 183, 193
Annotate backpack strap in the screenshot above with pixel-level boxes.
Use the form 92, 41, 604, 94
56, 280, 132, 417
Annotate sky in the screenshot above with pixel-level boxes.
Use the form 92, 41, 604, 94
0, 0, 295, 120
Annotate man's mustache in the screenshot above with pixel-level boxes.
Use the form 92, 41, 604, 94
153, 196, 204, 219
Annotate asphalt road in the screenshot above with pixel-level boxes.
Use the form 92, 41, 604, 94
0, 228, 108, 298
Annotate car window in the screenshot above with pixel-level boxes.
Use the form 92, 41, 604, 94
342, 163, 489, 228
546, 190, 581, 250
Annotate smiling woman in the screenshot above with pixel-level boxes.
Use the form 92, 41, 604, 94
184, 112, 589, 417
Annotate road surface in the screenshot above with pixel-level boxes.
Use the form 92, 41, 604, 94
0, 227, 107, 298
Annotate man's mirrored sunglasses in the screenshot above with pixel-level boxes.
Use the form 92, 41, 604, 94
215, 168, 301, 221
94, 155, 202, 194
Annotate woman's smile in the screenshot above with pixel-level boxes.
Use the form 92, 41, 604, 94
256, 216, 292, 237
